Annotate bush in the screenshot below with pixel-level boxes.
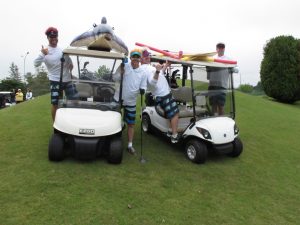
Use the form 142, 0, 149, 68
260, 35, 300, 103
239, 84, 254, 93
252, 81, 265, 95
0, 78, 25, 92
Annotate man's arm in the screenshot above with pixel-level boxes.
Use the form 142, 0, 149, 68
34, 54, 45, 67
112, 64, 123, 82
34, 45, 48, 67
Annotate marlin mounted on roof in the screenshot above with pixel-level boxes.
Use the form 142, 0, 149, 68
70, 17, 129, 55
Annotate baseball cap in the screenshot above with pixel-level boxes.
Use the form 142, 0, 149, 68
130, 49, 142, 57
216, 42, 225, 48
45, 27, 58, 38
142, 49, 151, 57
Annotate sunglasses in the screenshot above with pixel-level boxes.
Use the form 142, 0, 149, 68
131, 55, 141, 59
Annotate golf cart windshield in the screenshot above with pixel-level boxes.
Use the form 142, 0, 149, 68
58, 49, 125, 111
150, 55, 237, 119
191, 65, 235, 118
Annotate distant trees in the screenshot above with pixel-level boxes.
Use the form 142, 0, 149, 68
0, 78, 25, 92
0, 63, 24, 91
0, 63, 49, 97
9, 63, 22, 82
238, 82, 264, 95
260, 35, 300, 103
25, 66, 49, 96
96, 65, 111, 80
238, 84, 254, 93
97, 65, 110, 76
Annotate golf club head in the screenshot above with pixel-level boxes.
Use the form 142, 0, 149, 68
140, 156, 147, 164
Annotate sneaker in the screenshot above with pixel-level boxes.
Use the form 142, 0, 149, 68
166, 131, 172, 137
127, 146, 136, 155
171, 134, 179, 144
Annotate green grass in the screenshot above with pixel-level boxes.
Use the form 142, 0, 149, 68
0, 93, 300, 225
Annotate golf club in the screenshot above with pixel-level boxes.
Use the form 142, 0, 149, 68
140, 89, 146, 163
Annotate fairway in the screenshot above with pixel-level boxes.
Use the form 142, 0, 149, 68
0, 93, 299, 225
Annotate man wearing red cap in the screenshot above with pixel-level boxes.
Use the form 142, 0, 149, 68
34, 27, 73, 121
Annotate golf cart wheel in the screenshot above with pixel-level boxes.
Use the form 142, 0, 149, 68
107, 137, 123, 164
185, 139, 207, 164
142, 114, 152, 133
227, 137, 243, 157
48, 133, 65, 161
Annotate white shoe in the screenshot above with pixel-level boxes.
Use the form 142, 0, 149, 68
171, 134, 179, 144
127, 146, 136, 155
166, 131, 172, 137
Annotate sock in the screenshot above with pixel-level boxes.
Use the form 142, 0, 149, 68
172, 133, 178, 138
128, 142, 133, 148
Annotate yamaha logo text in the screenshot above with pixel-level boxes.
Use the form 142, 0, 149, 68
79, 128, 95, 135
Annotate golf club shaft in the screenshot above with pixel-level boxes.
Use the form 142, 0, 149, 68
140, 93, 143, 158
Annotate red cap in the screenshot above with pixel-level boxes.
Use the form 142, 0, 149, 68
45, 27, 58, 37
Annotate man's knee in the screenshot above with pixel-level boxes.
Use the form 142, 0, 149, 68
127, 124, 134, 128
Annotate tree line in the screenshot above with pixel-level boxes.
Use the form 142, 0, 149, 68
0, 62, 110, 97
0, 63, 49, 97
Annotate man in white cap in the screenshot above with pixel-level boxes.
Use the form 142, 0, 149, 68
207, 42, 231, 115
113, 48, 147, 154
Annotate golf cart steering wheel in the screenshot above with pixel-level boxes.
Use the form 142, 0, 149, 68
97, 86, 115, 100
97, 104, 111, 111
97, 85, 115, 94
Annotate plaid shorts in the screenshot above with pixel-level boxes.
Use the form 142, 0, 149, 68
123, 105, 136, 125
155, 93, 179, 119
50, 81, 77, 105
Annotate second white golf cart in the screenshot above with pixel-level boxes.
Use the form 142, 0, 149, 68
48, 48, 125, 163
142, 56, 243, 164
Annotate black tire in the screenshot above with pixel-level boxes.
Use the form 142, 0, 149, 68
142, 114, 152, 133
228, 137, 243, 157
48, 133, 65, 161
185, 139, 208, 164
107, 137, 123, 164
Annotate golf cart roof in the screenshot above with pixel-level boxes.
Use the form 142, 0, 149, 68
150, 55, 237, 68
63, 48, 125, 60
0, 91, 12, 95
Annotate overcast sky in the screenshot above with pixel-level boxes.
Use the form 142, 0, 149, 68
0, 0, 299, 85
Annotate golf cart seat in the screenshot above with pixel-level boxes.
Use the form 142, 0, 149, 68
94, 85, 115, 102
75, 83, 93, 99
171, 87, 207, 118
145, 92, 155, 106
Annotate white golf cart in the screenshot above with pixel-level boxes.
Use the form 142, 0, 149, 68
142, 56, 243, 164
0, 91, 13, 108
48, 48, 125, 163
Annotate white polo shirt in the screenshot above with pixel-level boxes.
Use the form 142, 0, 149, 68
113, 63, 147, 106
34, 46, 73, 82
